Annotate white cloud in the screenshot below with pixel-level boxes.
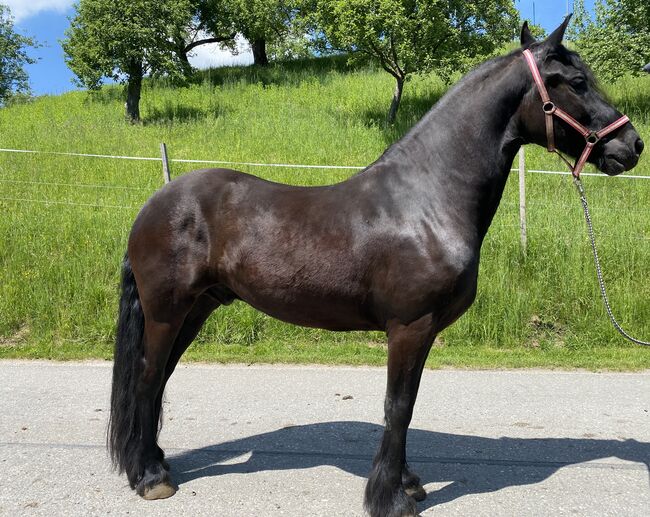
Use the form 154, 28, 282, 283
188, 35, 254, 70
5, 0, 74, 22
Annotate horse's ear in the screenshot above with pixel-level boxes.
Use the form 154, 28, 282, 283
545, 14, 572, 48
520, 21, 536, 47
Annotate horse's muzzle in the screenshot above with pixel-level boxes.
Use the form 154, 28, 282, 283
599, 128, 643, 175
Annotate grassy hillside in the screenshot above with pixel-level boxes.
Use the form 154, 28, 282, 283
1, 55, 649, 369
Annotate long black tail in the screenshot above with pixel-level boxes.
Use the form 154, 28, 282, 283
108, 254, 145, 487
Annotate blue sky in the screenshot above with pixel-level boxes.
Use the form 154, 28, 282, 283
7, 0, 596, 97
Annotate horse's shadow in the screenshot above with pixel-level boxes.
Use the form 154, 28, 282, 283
168, 421, 650, 512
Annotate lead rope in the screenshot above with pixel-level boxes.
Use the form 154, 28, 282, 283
573, 177, 650, 346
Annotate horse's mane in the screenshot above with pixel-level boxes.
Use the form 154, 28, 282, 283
445, 42, 600, 105
372, 48, 524, 167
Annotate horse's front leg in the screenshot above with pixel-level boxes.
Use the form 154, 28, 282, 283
365, 315, 436, 517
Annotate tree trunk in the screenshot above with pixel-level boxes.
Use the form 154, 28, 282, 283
251, 39, 269, 66
387, 75, 404, 125
178, 49, 192, 78
125, 63, 143, 123
176, 39, 191, 75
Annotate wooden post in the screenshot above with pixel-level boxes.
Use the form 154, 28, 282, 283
518, 147, 527, 255
160, 143, 171, 184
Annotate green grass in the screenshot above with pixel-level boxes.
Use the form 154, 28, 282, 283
0, 55, 649, 369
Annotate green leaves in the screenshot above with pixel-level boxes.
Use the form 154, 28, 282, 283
0, 4, 37, 105
62, 0, 195, 120
62, 0, 193, 90
198, 0, 295, 49
304, 0, 518, 121
309, 0, 517, 76
570, 0, 650, 81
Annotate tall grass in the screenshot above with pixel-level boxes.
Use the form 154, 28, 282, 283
0, 56, 648, 368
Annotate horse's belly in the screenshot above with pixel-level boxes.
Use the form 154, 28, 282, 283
237, 290, 379, 331
215, 234, 377, 330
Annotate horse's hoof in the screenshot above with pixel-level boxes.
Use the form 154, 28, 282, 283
142, 480, 177, 500
136, 463, 177, 500
405, 484, 426, 502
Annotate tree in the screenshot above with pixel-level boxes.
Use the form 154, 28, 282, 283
200, 0, 296, 66
0, 4, 36, 106
304, 0, 518, 124
175, 0, 236, 69
62, 0, 193, 122
570, 0, 650, 80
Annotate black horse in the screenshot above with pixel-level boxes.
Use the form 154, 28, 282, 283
108, 19, 643, 517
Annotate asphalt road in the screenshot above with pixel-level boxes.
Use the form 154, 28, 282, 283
0, 361, 649, 516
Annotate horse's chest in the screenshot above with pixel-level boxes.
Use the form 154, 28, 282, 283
376, 235, 479, 325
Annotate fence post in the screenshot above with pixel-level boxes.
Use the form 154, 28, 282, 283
160, 143, 171, 184
518, 146, 527, 255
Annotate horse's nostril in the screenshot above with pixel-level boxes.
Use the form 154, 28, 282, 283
635, 138, 644, 155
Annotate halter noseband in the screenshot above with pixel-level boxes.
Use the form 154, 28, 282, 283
522, 49, 630, 178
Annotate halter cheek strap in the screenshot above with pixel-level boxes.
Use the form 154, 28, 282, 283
522, 49, 630, 178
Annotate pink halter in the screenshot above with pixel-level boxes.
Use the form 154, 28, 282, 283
522, 49, 630, 178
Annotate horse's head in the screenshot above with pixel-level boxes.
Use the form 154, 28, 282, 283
518, 17, 643, 175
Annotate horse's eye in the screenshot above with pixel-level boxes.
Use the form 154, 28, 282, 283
570, 79, 587, 93
547, 74, 561, 88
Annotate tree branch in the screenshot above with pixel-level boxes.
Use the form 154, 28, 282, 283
389, 35, 404, 77
367, 39, 402, 80
429, 15, 470, 60
184, 34, 236, 53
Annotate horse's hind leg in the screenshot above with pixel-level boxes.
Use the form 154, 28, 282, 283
364, 315, 435, 517
109, 257, 194, 499
134, 298, 193, 500
153, 294, 221, 470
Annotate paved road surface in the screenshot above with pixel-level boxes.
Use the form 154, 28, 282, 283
1, 361, 649, 516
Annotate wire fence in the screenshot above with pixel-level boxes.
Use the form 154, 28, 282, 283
1, 146, 650, 178
0, 178, 148, 191
0, 147, 366, 170
0, 145, 648, 244
0, 195, 137, 210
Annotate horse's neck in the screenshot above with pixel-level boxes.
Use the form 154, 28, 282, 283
374, 53, 528, 242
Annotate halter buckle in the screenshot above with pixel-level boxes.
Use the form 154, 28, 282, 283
542, 101, 556, 114
586, 132, 600, 145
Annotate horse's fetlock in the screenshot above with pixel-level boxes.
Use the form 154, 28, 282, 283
365, 461, 417, 517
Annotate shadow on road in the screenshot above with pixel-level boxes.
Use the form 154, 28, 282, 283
168, 421, 650, 512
